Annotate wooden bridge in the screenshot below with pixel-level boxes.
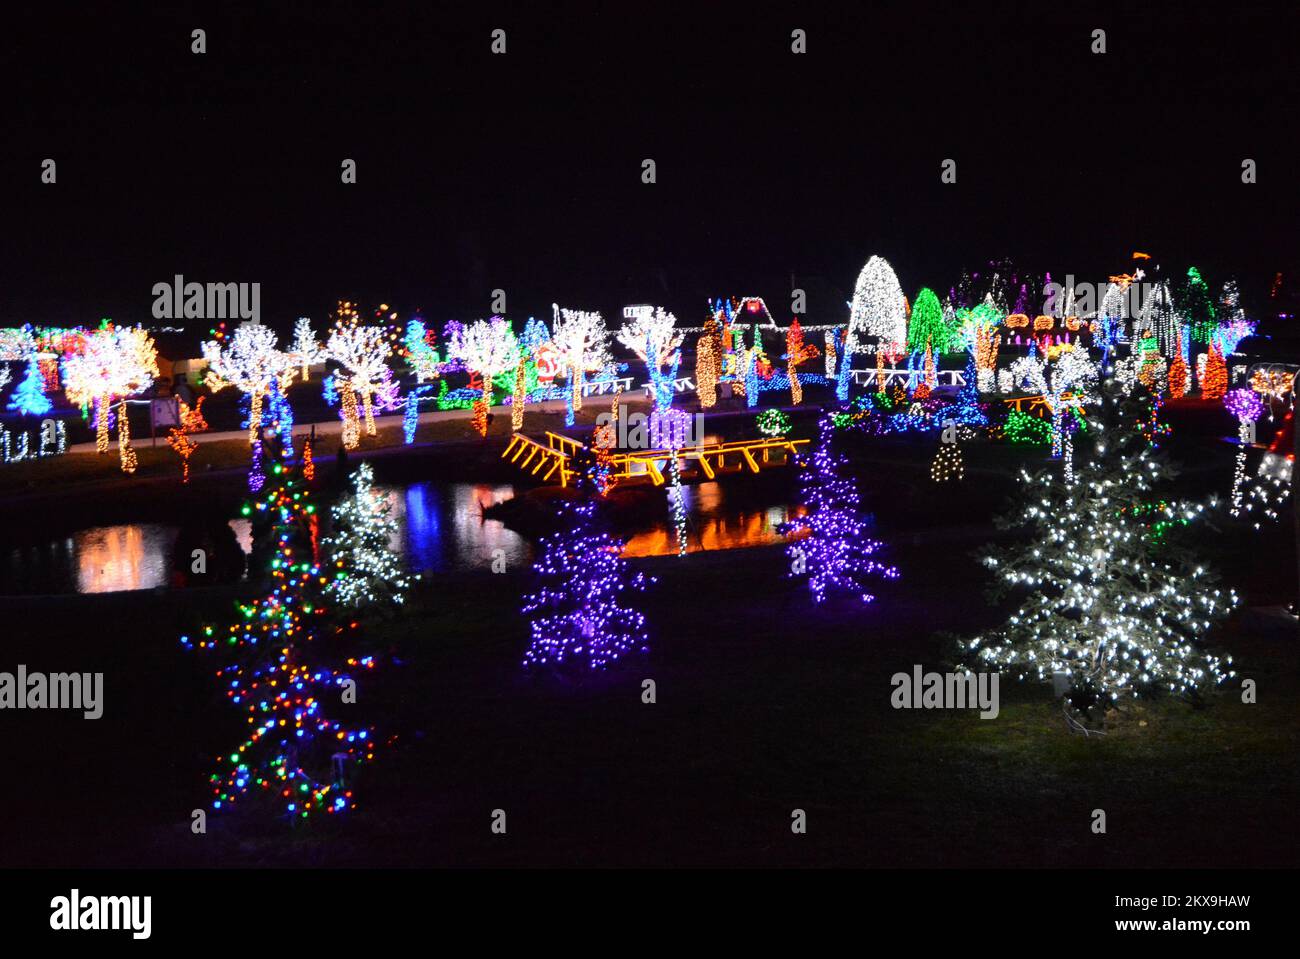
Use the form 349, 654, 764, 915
501, 431, 809, 488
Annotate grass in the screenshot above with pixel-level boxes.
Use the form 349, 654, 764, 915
5, 536, 1294, 868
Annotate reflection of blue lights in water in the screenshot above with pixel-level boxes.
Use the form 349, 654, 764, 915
402, 483, 441, 573
386, 482, 531, 573
2, 479, 801, 594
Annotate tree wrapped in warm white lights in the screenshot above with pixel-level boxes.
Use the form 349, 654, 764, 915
551, 305, 611, 413
202, 323, 291, 445
325, 462, 415, 612
617, 307, 682, 393
61, 325, 159, 470
450, 317, 520, 437
326, 318, 393, 447
290, 318, 325, 381
965, 379, 1237, 713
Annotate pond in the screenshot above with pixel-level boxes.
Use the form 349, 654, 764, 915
0, 480, 805, 595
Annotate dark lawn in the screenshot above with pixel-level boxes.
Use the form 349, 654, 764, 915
2, 523, 1295, 869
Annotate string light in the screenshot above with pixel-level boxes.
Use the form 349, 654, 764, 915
521, 486, 653, 671
965, 379, 1236, 705
784, 318, 819, 405
695, 315, 722, 408
778, 414, 899, 604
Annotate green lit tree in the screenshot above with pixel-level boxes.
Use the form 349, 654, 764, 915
906, 287, 957, 354
1177, 267, 1218, 343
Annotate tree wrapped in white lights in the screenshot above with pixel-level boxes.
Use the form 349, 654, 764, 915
450, 317, 520, 437
965, 379, 1236, 714
552, 305, 611, 413
290, 318, 325, 381
846, 255, 907, 358
202, 323, 291, 445
62, 325, 159, 471
326, 317, 393, 447
325, 462, 415, 611
617, 307, 682, 397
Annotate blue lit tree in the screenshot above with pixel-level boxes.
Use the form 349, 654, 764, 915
7, 358, 52, 416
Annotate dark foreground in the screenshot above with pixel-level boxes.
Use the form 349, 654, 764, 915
2, 517, 1296, 868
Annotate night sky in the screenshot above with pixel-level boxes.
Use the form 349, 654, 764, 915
3, 3, 1298, 348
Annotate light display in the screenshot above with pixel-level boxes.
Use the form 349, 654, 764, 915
1168, 331, 1189, 399
450, 318, 520, 438
930, 439, 964, 482
618, 307, 683, 382
402, 319, 443, 383
166, 397, 208, 483
1224, 388, 1266, 516
326, 462, 416, 610
61, 325, 159, 469
511, 357, 527, 431
1179, 267, 1218, 343
784, 318, 819, 405
778, 414, 899, 604
965, 379, 1236, 707
906, 287, 956, 354
847, 255, 907, 354
6, 357, 52, 416
756, 408, 791, 437
290, 318, 324, 381
181, 444, 383, 821
551, 305, 611, 413
521, 487, 652, 671
326, 305, 394, 445
695, 315, 722, 409
957, 303, 1001, 392
1201, 343, 1227, 399
202, 323, 291, 446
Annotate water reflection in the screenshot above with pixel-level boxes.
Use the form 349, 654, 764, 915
622, 481, 804, 557
2, 480, 802, 594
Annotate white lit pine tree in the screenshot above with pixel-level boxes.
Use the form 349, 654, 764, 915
965, 379, 1237, 712
325, 462, 415, 612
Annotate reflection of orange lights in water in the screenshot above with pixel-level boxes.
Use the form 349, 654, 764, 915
621, 502, 807, 558
76, 525, 171, 593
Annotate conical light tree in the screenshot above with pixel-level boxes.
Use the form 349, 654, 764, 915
906, 287, 956, 354
847, 255, 907, 355
521, 477, 653, 672
7, 356, 52, 416
326, 306, 393, 447
182, 443, 384, 821
551, 305, 611, 413
62, 325, 159, 470
778, 414, 899, 604
965, 378, 1237, 709
325, 462, 415, 611
450, 317, 520, 437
